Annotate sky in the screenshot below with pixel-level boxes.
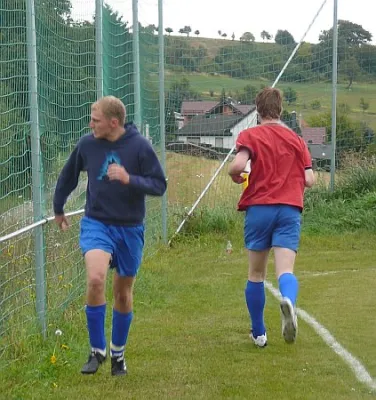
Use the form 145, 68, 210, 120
70, 0, 376, 45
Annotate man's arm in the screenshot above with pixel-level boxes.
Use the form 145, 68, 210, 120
128, 142, 167, 196
305, 169, 315, 188
228, 148, 250, 177
53, 145, 84, 215
303, 142, 315, 188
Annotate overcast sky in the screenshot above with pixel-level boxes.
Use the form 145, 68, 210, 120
70, 0, 375, 44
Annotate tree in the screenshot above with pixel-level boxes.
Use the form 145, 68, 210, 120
194, 30, 200, 37
231, 32, 235, 41
360, 97, 370, 113
283, 87, 297, 104
308, 111, 372, 153
165, 27, 173, 35
275, 30, 295, 46
144, 24, 157, 35
319, 20, 372, 49
165, 78, 201, 133
237, 85, 258, 104
240, 32, 255, 42
219, 88, 226, 102
340, 56, 361, 89
221, 33, 227, 39
218, 30, 222, 37
179, 26, 191, 37
318, 20, 373, 69
165, 38, 207, 72
261, 30, 272, 41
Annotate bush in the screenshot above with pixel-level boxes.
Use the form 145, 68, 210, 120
182, 206, 241, 236
311, 100, 321, 110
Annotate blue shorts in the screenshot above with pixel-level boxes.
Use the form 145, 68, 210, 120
244, 205, 301, 252
79, 216, 144, 277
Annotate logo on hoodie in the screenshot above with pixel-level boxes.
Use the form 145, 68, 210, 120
97, 151, 121, 181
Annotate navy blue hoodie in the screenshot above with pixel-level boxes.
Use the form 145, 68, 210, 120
53, 122, 167, 226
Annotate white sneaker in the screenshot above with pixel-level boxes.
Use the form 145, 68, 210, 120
250, 330, 268, 348
280, 297, 298, 343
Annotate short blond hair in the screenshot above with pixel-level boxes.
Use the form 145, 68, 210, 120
92, 96, 126, 125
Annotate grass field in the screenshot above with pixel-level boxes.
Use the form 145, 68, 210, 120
2, 153, 376, 399
2, 229, 376, 399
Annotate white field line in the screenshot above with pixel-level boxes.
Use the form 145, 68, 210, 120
299, 267, 376, 278
265, 280, 376, 391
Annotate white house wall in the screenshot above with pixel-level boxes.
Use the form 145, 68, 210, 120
230, 110, 258, 147
178, 136, 234, 148
178, 110, 258, 148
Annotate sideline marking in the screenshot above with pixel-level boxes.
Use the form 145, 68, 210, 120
265, 281, 376, 391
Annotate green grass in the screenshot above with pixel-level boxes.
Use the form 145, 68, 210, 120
3, 154, 376, 398
2, 230, 376, 399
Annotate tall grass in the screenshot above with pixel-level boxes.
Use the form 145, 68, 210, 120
303, 152, 376, 233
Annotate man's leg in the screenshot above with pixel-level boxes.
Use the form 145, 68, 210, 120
274, 248, 298, 305
245, 250, 269, 346
110, 224, 144, 376
110, 274, 135, 376
274, 247, 299, 344
244, 206, 275, 347
81, 249, 111, 373
79, 216, 113, 374
272, 205, 301, 344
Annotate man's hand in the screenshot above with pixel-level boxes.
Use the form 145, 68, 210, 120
107, 164, 130, 184
230, 174, 246, 184
55, 214, 69, 231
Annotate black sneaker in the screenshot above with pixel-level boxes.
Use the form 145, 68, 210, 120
111, 355, 127, 376
81, 351, 106, 374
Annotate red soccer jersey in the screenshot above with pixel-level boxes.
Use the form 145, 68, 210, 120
236, 123, 312, 211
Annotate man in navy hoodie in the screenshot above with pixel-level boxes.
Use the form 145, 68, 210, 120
53, 96, 167, 376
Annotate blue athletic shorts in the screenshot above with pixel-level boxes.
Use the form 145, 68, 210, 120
79, 216, 144, 277
244, 205, 301, 252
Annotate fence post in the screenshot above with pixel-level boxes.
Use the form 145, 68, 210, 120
25, 0, 47, 338
330, 0, 338, 191
158, 0, 167, 243
95, 0, 104, 98
132, 0, 142, 128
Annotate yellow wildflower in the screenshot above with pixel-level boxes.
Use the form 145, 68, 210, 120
50, 355, 57, 364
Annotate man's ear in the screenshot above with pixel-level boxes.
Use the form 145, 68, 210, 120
110, 118, 119, 128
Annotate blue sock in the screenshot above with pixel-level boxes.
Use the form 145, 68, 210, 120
85, 304, 106, 354
111, 309, 133, 357
278, 273, 299, 305
245, 280, 266, 338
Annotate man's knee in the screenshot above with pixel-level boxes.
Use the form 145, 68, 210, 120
248, 269, 266, 282
88, 272, 106, 294
114, 288, 132, 306
113, 275, 135, 309
85, 249, 111, 296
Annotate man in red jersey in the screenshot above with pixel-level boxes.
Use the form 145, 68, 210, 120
229, 87, 315, 348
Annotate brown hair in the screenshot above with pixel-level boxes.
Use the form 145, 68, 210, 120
91, 96, 126, 125
255, 87, 283, 120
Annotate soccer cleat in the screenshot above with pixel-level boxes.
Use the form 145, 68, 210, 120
111, 355, 127, 376
250, 330, 268, 348
81, 351, 106, 374
280, 297, 298, 344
